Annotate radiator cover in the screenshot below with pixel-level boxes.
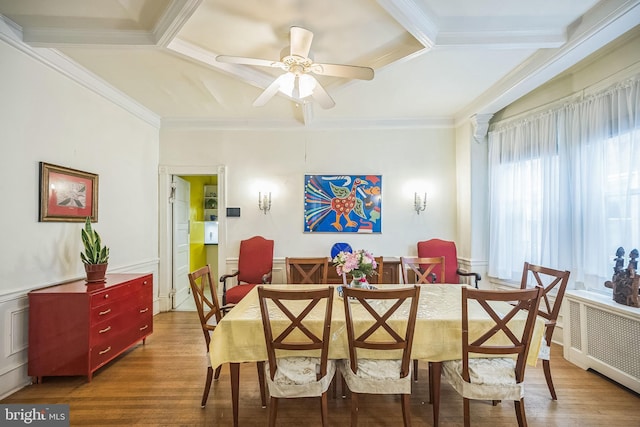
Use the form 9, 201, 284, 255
564, 290, 640, 393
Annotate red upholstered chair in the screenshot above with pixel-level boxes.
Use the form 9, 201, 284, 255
417, 239, 481, 288
220, 236, 274, 305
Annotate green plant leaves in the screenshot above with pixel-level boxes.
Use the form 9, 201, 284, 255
81, 217, 109, 265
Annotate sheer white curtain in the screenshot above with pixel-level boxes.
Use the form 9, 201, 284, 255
488, 75, 640, 290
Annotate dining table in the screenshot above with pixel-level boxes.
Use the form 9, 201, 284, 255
209, 283, 545, 427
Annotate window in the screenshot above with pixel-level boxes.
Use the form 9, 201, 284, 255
488, 76, 640, 291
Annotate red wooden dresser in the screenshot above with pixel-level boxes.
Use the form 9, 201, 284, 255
28, 273, 153, 382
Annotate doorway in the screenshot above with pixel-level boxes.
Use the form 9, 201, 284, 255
173, 174, 219, 311
158, 165, 226, 313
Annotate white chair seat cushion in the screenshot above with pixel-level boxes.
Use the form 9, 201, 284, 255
265, 357, 336, 398
338, 359, 412, 394
442, 358, 524, 401
538, 341, 551, 360
535, 326, 551, 360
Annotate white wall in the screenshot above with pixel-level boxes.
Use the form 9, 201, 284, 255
160, 127, 459, 261
0, 38, 160, 397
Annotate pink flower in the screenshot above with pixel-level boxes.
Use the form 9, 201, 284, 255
332, 249, 377, 277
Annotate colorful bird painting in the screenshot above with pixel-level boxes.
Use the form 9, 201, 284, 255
304, 175, 381, 233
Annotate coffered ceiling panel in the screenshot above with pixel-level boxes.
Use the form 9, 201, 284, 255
0, 0, 637, 127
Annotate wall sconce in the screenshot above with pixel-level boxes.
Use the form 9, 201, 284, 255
414, 192, 427, 214
258, 191, 271, 214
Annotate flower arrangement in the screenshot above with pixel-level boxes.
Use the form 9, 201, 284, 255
333, 249, 378, 279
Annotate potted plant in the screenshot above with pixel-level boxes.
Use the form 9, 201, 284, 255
81, 216, 110, 283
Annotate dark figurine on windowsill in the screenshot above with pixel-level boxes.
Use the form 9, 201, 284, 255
605, 246, 640, 307
613, 246, 625, 274
629, 248, 638, 271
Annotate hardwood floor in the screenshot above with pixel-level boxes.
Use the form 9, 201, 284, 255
3, 311, 638, 426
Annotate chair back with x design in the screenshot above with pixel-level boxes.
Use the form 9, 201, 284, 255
258, 286, 334, 380
188, 264, 235, 407
188, 264, 225, 348
285, 257, 329, 284
462, 287, 542, 383
519, 262, 570, 400
342, 286, 420, 377
401, 256, 446, 284
520, 262, 570, 325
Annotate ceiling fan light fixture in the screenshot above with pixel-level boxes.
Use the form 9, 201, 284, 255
277, 72, 316, 99
218, 26, 373, 108
277, 73, 296, 97
298, 74, 316, 98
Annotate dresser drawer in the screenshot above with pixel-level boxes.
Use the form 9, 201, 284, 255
90, 283, 133, 308
131, 312, 153, 341
90, 332, 133, 370
90, 313, 136, 347
130, 275, 152, 293
90, 297, 137, 325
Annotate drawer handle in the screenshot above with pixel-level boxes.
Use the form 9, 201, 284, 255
139, 307, 149, 313
104, 294, 109, 299
99, 326, 111, 334
139, 325, 149, 331
99, 346, 111, 355
143, 280, 148, 285
99, 308, 112, 316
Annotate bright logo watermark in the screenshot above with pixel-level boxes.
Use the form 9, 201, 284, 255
1, 404, 69, 426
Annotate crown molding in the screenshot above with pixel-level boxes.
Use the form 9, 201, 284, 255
471, 114, 494, 144
167, 38, 275, 88
161, 116, 453, 130
22, 28, 155, 47
376, 0, 437, 49
0, 15, 160, 128
154, 0, 203, 47
6, 0, 201, 47
455, 0, 640, 125
436, 29, 565, 49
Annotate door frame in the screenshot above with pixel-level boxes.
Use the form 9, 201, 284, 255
158, 164, 226, 312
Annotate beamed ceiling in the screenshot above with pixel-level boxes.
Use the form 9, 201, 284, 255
0, 0, 638, 128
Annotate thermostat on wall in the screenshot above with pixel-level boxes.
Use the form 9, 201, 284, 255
226, 207, 241, 217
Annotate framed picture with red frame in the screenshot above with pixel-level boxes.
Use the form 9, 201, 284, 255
39, 162, 98, 222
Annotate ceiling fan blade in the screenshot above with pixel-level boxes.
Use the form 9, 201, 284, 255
313, 63, 374, 80
253, 77, 284, 107
290, 26, 313, 58
310, 79, 335, 109
216, 55, 282, 69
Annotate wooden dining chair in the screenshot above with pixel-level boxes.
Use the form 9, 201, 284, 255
340, 256, 384, 285
433, 287, 542, 427
257, 286, 335, 427
285, 257, 329, 284
401, 256, 446, 284
401, 256, 445, 381
520, 262, 570, 400
188, 264, 265, 408
339, 285, 420, 427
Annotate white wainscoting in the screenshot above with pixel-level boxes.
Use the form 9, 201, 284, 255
0, 261, 159, 400
563, 290, 640, 393
0, 289, 30, 399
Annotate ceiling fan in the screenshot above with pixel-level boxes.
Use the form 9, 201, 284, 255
216, 26, 374, 109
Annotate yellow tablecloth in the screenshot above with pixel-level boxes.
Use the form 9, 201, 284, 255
209, 284, 544, 369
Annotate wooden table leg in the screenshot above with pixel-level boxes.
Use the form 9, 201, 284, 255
230, 362, 240, 427
431, 362, 441, 427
